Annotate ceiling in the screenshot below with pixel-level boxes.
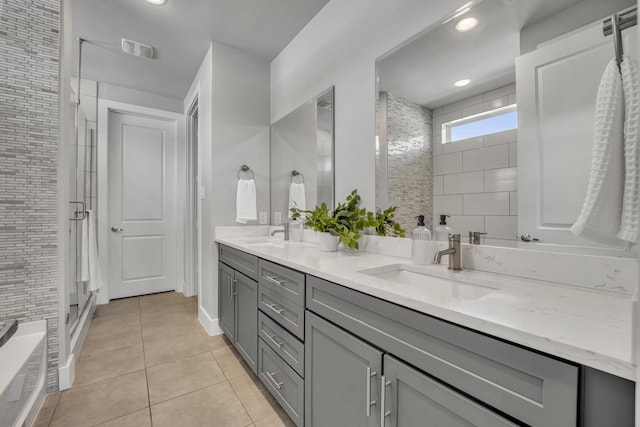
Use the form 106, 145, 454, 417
71, 0, 329, 100
377, 0, 584, 109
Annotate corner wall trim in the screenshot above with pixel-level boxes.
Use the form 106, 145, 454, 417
198, 306, 223, 336
58, 353, 75, 390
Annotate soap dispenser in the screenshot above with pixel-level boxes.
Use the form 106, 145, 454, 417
411, 215, 432, 265
434, 215, 452, 241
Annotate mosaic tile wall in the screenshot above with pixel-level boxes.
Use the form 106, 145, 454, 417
0, 0, 61, 391
382, 92, 433, 233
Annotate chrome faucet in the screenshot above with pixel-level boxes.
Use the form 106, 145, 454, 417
433, 233, 462, 271
270, 222, 290, 241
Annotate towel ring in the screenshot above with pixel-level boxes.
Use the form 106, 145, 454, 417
291, 170, 305, 184
238, 164, 254, 180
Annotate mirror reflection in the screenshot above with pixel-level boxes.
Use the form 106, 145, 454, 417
271, 87, 334, 224
376, 0, 636, 256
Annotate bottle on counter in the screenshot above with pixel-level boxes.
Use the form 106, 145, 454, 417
434, 214, 452, 241
411, 215, 432, 265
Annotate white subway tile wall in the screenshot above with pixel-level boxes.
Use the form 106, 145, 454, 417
432, 84, 518, 244
0, 0, 61, 390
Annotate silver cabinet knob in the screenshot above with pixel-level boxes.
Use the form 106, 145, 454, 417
110, 227, 124, 233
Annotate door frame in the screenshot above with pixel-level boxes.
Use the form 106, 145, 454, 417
97, 99, 185, 304
184, 95, 200, 297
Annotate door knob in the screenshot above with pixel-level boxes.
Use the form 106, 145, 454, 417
110, 227, 124, 233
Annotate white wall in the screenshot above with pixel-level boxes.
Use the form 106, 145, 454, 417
185, 43, 270, 333
271, 0, 454, 210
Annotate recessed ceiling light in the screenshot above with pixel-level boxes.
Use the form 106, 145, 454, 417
454, 79, 471, 87
456, 17, 478, 32
145, 0, 167, 5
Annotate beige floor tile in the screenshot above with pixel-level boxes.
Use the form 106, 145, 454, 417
74, 344, 144, 387
140, 300, 188, 316
88, 312, 141, 337
151, 381, 252, 427
184, 301, 198, 315
144, 330, 211, 367
93, 297, 140, 319
33, 391, 60, 427
229, 373, 281, 422
203, 332, 232, 351
253, 409, 296, 427
142, 316, 196, 343
147, 352, 226, 405
95, 409, 151, 427
81, 323, 142, 357
49, 370, 148, 427
140, 292, 188, 312
213, 346, 251, 379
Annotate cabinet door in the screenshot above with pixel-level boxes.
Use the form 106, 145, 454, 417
235, 271, 258, 374
305, 311, 382, 427
382, 355, 516, 427
218, 263, 235, 341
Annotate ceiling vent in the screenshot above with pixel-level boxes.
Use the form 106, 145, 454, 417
121, 38, 155, 59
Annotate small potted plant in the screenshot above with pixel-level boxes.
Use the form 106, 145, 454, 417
290, 189, 405, 251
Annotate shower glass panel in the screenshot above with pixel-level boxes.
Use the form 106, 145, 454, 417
68, 79, 97, 334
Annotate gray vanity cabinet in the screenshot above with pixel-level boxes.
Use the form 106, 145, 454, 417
305, 311, 516, 427
305, 311, 382, 427
218, 246, 258, 374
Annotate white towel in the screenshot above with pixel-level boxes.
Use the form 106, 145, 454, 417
570, 58, 625, 245
288, 183, 306, 218
618, 56, 640, 244
236, 179, 257, 223
81, 210, 104, 291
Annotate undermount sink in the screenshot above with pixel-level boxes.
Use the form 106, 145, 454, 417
359, 264, 498, 300
240, 237, 286, 248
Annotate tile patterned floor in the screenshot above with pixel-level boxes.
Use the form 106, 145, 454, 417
34, 292, 295, 427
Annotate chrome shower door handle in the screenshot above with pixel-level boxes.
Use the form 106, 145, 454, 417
110, 226, 124, 233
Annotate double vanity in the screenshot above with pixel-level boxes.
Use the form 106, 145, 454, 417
216, 233, 635, 426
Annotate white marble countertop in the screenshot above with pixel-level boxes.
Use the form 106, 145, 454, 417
216, 236, 635, 381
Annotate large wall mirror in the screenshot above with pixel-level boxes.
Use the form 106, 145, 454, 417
376, 0, 637, 256
271, 87, 335, 224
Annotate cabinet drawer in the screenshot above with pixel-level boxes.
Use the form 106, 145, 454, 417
307, 276, 578, 427
219, 245, 258, 280
258, 338, 304, 427
259, 284, 304, 340
259, 311, 304, 377
258, 259, 305, 306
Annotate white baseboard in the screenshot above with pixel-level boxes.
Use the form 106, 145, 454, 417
58, 353, 75, 391
198, 306, 223, 336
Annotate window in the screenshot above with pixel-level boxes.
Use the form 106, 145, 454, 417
442, 104, 517, 144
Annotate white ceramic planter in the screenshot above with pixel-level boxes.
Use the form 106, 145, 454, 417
319, 232, 340, 252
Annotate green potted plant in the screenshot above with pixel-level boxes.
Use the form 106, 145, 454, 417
290, 189, 405, 251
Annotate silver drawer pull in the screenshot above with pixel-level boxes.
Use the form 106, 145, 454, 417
366, 367, 377, 417
268, 334, 284, 349
380, 375, 391, 426
266, 371, 285, 389
231, 279, 238, 297
264, 275, 285, 286
266, 303, 285, 315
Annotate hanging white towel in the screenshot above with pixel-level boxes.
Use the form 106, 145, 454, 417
570, 58, 625, 245
236, 179, 257, 223
81, 209, 104, 291
288, 182, 306, 218
618, 56, 640, 244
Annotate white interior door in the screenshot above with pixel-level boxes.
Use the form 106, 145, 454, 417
516, 21, 637, 251
108, 111, 178, 299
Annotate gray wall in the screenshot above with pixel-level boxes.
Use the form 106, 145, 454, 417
0, 0, 61, 391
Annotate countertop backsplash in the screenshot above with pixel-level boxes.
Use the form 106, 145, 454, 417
215, 225, 638, 296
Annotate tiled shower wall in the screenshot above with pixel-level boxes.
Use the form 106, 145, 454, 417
432, 84, 518, 246
0, 0, 61, 390
378, 92, 433, 232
